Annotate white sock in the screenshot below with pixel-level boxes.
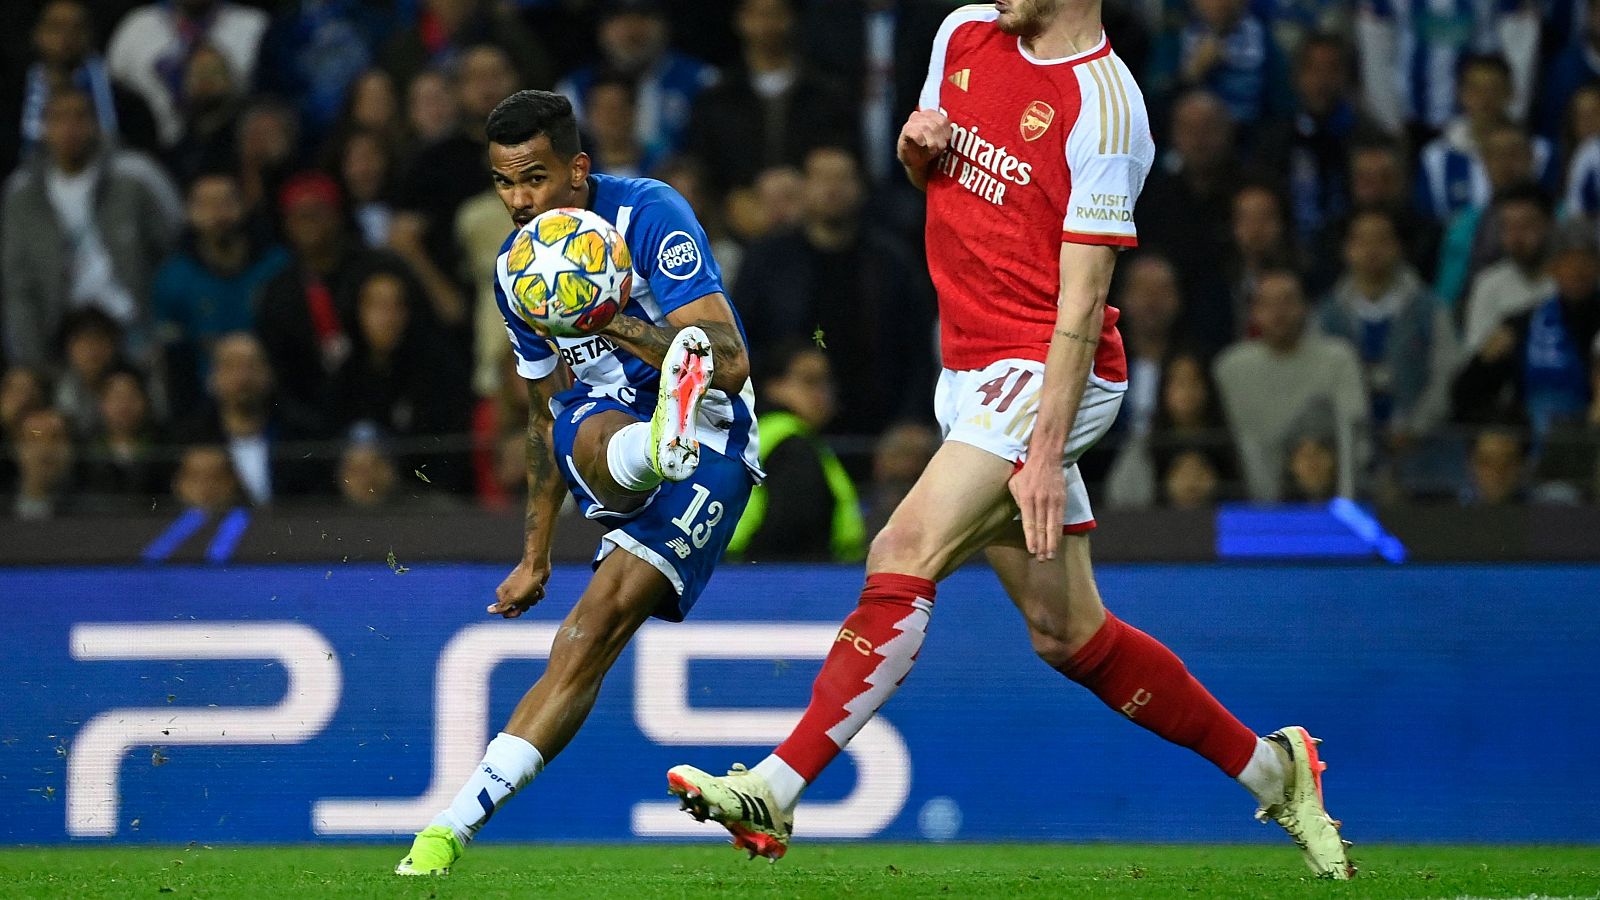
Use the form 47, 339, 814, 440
431, 732, 545, 845
606, 421, 660, 492
753, 754, 808, 812
1236, 737, 1287, 808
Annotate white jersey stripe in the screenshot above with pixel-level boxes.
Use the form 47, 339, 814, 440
917, 4, 999, 111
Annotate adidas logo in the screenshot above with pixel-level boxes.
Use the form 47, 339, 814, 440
948, 68, 970, 91
732, 790, 775, 830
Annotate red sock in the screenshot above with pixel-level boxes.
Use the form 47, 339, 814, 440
1059, 612, 1256, 777
774, 573, 935, 782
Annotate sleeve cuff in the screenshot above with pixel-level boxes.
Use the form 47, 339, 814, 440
515, 352, 559, 381
1061, 230, 1139, 248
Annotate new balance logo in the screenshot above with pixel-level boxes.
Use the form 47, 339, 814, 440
666, 537, 692, 559
948, 68, 971, 91
733, 791, 775, 830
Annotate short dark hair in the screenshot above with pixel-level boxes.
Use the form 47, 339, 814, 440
486, 90, 582, 158
1457, 52, 1511, 86
1494, 181, 1554, 219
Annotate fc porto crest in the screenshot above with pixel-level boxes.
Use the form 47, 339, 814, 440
1020, 100, 1054, 142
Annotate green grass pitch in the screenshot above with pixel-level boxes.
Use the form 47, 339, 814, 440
1, 844, 1596, 898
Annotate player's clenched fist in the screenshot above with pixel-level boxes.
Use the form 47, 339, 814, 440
898, 108, 952, 170
488, 558, 551, 618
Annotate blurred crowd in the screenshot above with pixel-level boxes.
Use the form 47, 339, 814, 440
1, 0, 1598, 544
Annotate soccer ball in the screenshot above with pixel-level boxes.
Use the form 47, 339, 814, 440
504, 207, 632, 337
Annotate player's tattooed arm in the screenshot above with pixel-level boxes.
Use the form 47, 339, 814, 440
520, 373, 568, 558
1054, 329, 1099, 345
600, 293, 751, 392
489, 370, 568, 619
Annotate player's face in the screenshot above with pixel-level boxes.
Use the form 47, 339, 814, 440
489, 136, 591, 228
994, 0, 1064, 37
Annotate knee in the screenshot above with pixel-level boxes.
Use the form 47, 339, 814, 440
1025, 604, 1107, 670
867, 521, 938, 576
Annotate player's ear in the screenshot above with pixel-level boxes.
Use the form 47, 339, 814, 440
571, 151, 592, 188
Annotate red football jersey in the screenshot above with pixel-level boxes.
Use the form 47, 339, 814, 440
919, 5, 1155, 383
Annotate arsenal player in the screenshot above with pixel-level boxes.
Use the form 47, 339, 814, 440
667, 0, 1355, 879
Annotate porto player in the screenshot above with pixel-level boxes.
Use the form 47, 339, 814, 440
395, 90, 761, 874
667, 0, 1355, 879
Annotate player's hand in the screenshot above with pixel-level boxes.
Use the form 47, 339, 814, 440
1009, 453, 1066, 562
488, 558, 550, 619
897, 108, 952, 171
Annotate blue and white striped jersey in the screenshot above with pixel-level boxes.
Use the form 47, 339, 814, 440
493, 173, 760, 476
1360, 0, 1532, 130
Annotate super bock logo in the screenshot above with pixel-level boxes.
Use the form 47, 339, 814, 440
657, 231, 702, 281
1020, 100, 1054, 142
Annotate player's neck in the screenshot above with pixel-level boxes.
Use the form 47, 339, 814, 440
1023, 3, 1103, 61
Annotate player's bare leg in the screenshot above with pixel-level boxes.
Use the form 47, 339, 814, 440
398, 552, 672, 875
985, 531, 1355, 879
667, 441, 1016, 858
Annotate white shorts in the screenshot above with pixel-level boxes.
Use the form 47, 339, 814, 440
934, 358, 1125, 532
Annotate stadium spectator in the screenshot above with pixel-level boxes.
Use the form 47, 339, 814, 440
1434, 122, 1542, 308
337, 434, 401, 509
233, 97, 302, 226
106, 0, 270, 147
1, 86, 182, 369
1153, 0, 1291, 126
1320, 208, 1455, 452
256, 171, 393, 431
1214, 269, 1368, 500
379, 0, 553, 93
729, 342, 865, 562
1, 368, 48, 495
81, 365, 167, 500
1115, 253, 1185, 439
584, 73, 667, 178
685, 0, 857, 192
1460, 183, 1555, 353
389, 43, 519, 330
152, 170, 290, 410
1539, 0, 1600, 140
7, 407, 77, 520
52, 309, 126, 435
331, 269, 472, 490
734, 145, 935, 435
861, 420, 938, 540
1560, 83, 1600, 167
798, 0, 947, 183
557, 0, 718, 162
9, 0, 158, 172
324, 69, 406, 164
1107, 351, 1240, 509
1355, 0, 1539, 138
1227, 183, 1300, 325
1416, 55, 1552, 223
1452, 223, 1600, 438
254, 0, 389, 144
1462, 425, 1528, 505
1160, 447, 1226, 509
1282, 430, 1340, 502
334, 129, 398, 248
1136, 90, 1241, 354
1340, 139, 1440, 282
1251, 34, 1373, 254
173, 331, 321, 505
170, 443, 243, 512
456, 186, 515, 399
163, 44, 245, 185
405, 69, 459, 149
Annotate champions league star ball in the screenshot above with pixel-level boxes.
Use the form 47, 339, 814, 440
505, 207, 632, 337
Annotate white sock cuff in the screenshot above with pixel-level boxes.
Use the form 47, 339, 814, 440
485, 732, 545, 787
607, 421, 660, 492
753, 754, 808, 812
1236, 737, 1286, 807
